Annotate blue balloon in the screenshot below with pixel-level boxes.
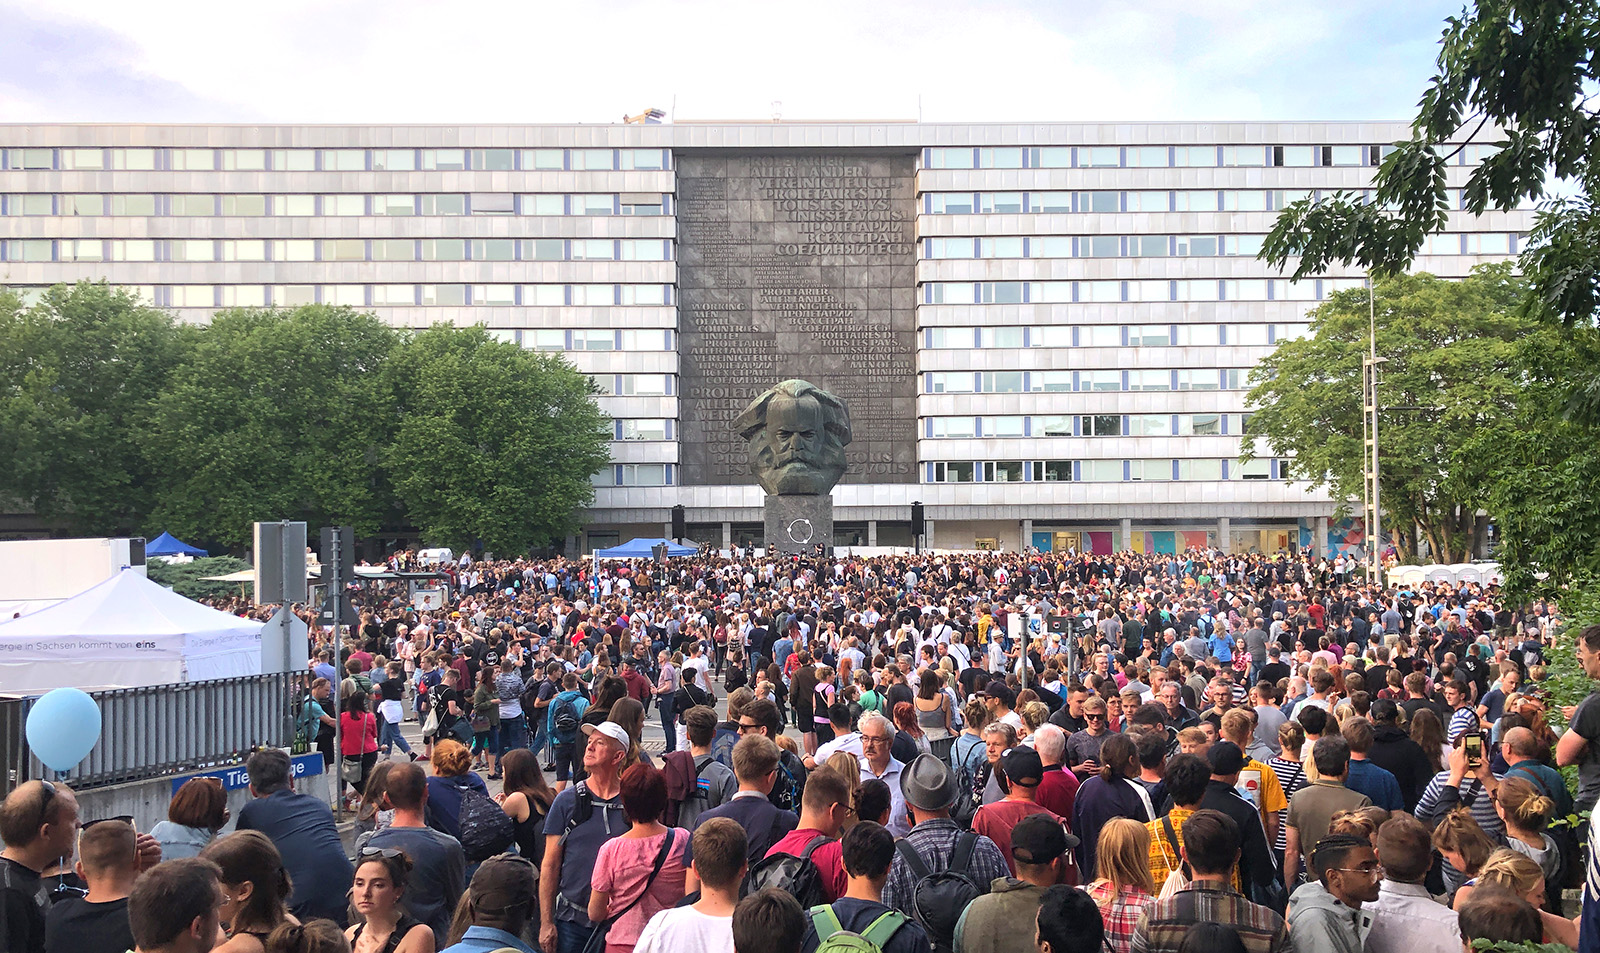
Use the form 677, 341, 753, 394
26, 688, 103, 773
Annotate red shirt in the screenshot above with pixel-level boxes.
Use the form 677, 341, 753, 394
767, 828, 846, 901
1036, 765, 1080, 822
972, 799, 1065, 876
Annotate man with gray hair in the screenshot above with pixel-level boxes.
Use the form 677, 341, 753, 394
1031, 724, 1080, 819
858, 712, 910, 836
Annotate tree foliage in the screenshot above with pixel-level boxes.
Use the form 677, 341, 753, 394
384, 325, 612, 553
145, 555, 252, 601
0, 283, 192, 534
146, 306, 401, 546
1261, 0, 1600, 326
1243, 265, 1540, 563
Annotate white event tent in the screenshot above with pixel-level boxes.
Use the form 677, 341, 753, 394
0, 569, 262, 691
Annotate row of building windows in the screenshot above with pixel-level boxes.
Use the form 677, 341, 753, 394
922, 143, 1497, 171
2, 284, 672, 309
925, 369, 1249, 393
589, 374, 674, 396
0, 192, 667, 217
2, 237, 672, 263
592, 463, 674, 487
484, 329, 674, 351
923, 277, 1367, 305
0, 147, 671, 173
923, 323, 1309, 349
922, 232, 1517, 261
925, 458, 1279, 482
927, 413, 1248, 438
925, 188, 1500, 215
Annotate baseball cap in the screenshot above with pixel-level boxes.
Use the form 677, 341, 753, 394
1011, 812, 1079, 861
980, 683, 1016, 707
1000, 746, 1045, 786
468, 854, 536, 913
1208, 741, 1246, 775
580, 721, 630, 750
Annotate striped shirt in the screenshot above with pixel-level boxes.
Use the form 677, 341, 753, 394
1130, 881, 1290, 953
1447, 705, 1479, 743
1267, 756, 1307, 852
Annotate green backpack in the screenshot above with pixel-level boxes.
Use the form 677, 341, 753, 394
810, 905, 907, 953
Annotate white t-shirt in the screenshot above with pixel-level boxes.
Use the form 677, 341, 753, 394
635, 906, 735, 953
815, 731, 864, 763
683, 655, 711, 692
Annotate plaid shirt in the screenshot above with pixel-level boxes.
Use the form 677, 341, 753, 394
882, 818, 1011, 916
1146, 807, 1241, 893
1130, 881, 1289, 953
1087, 880, 1155, 953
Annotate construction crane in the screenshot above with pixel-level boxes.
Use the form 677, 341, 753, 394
623, 108, 666, 125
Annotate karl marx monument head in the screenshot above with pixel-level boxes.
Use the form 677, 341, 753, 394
733, 379, 853, 496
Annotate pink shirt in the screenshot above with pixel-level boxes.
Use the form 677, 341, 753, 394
592, 828, 691, 953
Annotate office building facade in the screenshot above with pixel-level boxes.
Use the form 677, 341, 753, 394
0, 122, 1528, 554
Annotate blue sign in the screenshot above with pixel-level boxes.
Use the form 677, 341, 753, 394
170, 752, 323, 796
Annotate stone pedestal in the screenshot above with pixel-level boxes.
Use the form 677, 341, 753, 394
764, 495, 834, 555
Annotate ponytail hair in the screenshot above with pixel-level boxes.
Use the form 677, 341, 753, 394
1496, 776, 1555, 831
264, 918, 346, 953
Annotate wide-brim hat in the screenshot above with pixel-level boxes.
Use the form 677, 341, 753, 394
900, 753, 958, 811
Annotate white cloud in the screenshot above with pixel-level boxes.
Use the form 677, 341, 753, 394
0, 0, 1460, 123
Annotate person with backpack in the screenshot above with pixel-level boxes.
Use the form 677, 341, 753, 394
756, 767, 854, 905
953, 813, 1075, 953
635, 818, 748, 953
547, 672, 591, 792
351, 762, 466, 946
587, 763, 691, 953
665, 707, 737, 830
539, 721, 630, 953
695, 735, 799, 866
799, 821, 930, 953
880, 755, 1009, 953
741, 699, 809, 813
421, 740, 514, 862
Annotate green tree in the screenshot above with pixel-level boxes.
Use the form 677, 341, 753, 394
383, 325, 610, 552
144, 555, 252, 601
1260, 0, 1600, 326
146, 306, 400, 546
0, 282, 192, 534
1243, 265, 1539, 562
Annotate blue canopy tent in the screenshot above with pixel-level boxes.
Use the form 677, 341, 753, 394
594, 537, 696, 559
145, 532, 209, 557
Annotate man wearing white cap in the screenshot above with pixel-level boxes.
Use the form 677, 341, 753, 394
540, 721, 629, 953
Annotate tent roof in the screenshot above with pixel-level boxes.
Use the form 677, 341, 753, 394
0, 568, 258, 639
595, 537, 696, 559
146, 532, 208, 557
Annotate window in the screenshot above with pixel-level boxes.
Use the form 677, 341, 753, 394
572, 239, 615, 260
524, 285, 564, 306
1128, 370, 1170, 391
271, 194, 315, 216
273, 240, 315, 262
525, 330, 564, 350
109, 240, 156, 261
1173, 146, 1217, 167
620, 374, 670, 396
417, 284, 466, 306
7, 194, 51, 215
1082, 235, 1120, 257
1235, 459, 1271, 480
421, 149, 466, 170
166, 149, 214, 171
420, 193, 466, 215
1175, 190, 1220, 212
110, 149, 157, 170
171, 285, 215, 307
980, 327, 1024, 348
59, 149, 103, 170
370, 285, 414, 306
1179, 460, 1223, 480
620, 149, 666, 170
929, 193, 974, 215
1129, 414, 1169, 436
473, 193, 514, 215
1031, 326, 1070, 348
523, 149, 564, 170
1129, 325, 1171, 346
219, 240, 267, 262
930, 417, 977, 438
371, 149, 415, 171
1274, 145, 1317, 167
322, 240, 365, 261
1081, 370, 1120, 391
58, 240, 102, 262
1173, 324, 1221, 346
620, 239, 667, 261
979, 282, 1026, 303
471, 149, 515, 171
984, 461, 1024, 482
1221, 146, 1266, 167
927, 238, 975, 259
1079, 191, 1120, 213
1174, 280, 1219, 301
1131, 235, 1168, 257
1223, 235, 1265, 256
1081, 147, 1120, 168
1176, 235, 1217, 256
926, 328, 971, 349
1178, 414, 1222, 436
270, 150, 316, 171
322, 149, 366, 171
572, 330, 615, 351
1465, 233, 1511, 255
1035, 147, 1072, 168
1081, 460, 1121, 482
987, 416, 1026, 437
220, 286, 267, 308
979, 237, 1024, 258
421, 239, 467, 260
1325, 145, 1364, 167
1232, 324, 1270, 346
526, 239, 564, 261
373, 194, 415, 216
170, 194, 216, 216
979, 372, 1024, 393
221, 194, 266, 216
618, 464, 669, 486
572, 285, 615, 306
471, 239, 516, 261
573, 194, 614, 215
271, 285, 317, 306
1029, 192, 1072, 213
1222, 279, 1268, 301
926, 148, 975, 169
1082, 414, 1121, 436
1129, 460, 1170, 481
474, 285, 516, 306
169, 240, 216, 262
930, 462, 976, 482
321, 194, 364, 216
1127, 190, 1170, 212
977, 148, 1023, 168
619, 285, 667, 306
1081, 281, 1121, 303
571, 149, 615, 171
1032, 371, 1071, 392
621, 195, 664, 216
620, 330, 669, 350
1127, 146, 1167, 167
620, 419, 669, 440
523, 194, 565, 215
1176, 369, 1218, 391
61, 194, 103, 216
927, 373, 974, 393
1223, 369, 1244, 390
1032, 236, 1071, 258
978, 192, 1024, 214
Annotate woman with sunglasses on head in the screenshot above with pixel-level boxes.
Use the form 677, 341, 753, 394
345, 848, 434, 953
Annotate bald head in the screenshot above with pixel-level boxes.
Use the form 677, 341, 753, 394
1502, 727, 1541, 761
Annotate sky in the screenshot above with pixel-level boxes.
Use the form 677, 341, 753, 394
0, 0, 1463, 125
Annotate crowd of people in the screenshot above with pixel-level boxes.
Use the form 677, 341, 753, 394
1, 545, 1590, 953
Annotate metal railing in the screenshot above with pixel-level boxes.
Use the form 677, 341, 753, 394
2, 672, 308, 794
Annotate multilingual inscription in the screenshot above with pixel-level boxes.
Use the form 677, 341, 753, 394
677, 154, 918, 485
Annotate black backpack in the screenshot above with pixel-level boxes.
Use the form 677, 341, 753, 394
893, 833, 982, 953
456, 783, 516, 862
551, 693, 581, 740
744, 834, 829, 908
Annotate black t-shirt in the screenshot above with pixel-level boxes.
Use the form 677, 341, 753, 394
435, 687, 463, 729
958, 666, 988, 697
1362, 663, 1393, 695
1, 857, 47, 953
380, 679, 404, 702
1259, 661, 1291, 687
45, 896, 133, 953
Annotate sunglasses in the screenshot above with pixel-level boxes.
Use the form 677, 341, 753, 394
360, 847, 406, 859
81, 814, 134, 831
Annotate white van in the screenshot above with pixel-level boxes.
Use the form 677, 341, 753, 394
416, 547, 455, 567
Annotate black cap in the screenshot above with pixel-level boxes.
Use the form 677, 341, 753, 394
980, 682, 1016, 707
1208, 741, 1245, 775
1001, 746, 1045, 786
